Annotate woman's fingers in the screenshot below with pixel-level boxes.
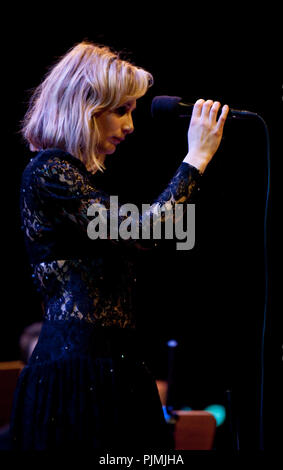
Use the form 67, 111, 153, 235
216, 104, 229, 131
191, 99, 205, 119
192, 99, 229, 127
201, 99, 213, 118
209, 101, 221, 124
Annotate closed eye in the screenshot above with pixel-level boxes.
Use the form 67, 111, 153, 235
114, 106, 128, 116
114, 102, 136, 117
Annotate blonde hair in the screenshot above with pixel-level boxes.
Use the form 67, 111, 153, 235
21, 41, 153, 172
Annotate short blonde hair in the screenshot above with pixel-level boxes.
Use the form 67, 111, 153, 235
21, 41, 153, 172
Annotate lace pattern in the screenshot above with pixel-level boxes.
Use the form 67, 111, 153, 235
32, 257, 137, 327
20, 148, 201, 326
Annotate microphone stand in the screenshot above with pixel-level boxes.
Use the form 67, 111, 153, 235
164, 340, 179, 447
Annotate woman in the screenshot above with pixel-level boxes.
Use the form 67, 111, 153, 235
10, 41, 229, 451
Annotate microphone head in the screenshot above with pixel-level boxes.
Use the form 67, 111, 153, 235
151, 95, 182, 118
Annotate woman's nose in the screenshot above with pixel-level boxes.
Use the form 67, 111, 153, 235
122, 113, 134, 135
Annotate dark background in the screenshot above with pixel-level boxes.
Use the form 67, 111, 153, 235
1, 9, 281, 453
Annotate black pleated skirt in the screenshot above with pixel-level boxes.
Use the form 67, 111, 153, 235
9, 319, 171, 451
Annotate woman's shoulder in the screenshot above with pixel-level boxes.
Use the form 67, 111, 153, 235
22, 148, 88, 181
32, 148, 86, 171
20, 148, 95, 201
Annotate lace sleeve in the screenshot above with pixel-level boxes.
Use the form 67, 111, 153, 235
34, 154, 201, 249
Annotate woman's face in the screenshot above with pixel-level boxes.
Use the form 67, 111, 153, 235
95, 99, 136, 158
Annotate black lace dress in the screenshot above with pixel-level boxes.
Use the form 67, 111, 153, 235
9, 148, 201, 451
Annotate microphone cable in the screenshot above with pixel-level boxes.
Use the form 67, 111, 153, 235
231, 111, 271, 451
254, 113, 271, 452
151, 97, 271, 450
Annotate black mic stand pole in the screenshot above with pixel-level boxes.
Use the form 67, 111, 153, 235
165, 340, 179, 447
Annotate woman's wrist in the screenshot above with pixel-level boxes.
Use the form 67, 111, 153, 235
183, 152, 208, 174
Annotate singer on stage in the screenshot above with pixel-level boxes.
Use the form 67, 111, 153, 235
9, 41, 229, 450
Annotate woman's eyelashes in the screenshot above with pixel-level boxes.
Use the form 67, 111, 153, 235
114, 106, 128, 116
114, 105, 136, 117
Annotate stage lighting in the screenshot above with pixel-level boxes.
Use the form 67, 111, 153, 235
204, 404, 226, 427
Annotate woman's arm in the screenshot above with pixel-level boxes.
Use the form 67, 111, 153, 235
33, 153, 200, 249
33, 99, 229, 249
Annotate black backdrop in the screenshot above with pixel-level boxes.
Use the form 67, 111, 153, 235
1, 11, 281, 453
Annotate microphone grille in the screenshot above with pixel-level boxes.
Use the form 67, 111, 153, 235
151, 95, 182, 118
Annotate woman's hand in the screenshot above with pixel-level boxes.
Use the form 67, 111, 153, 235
183, 99, 229, 173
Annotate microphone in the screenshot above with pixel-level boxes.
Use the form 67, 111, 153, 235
151, 95, 258, 120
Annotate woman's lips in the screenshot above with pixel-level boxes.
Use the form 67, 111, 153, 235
110, 137, 124, 145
